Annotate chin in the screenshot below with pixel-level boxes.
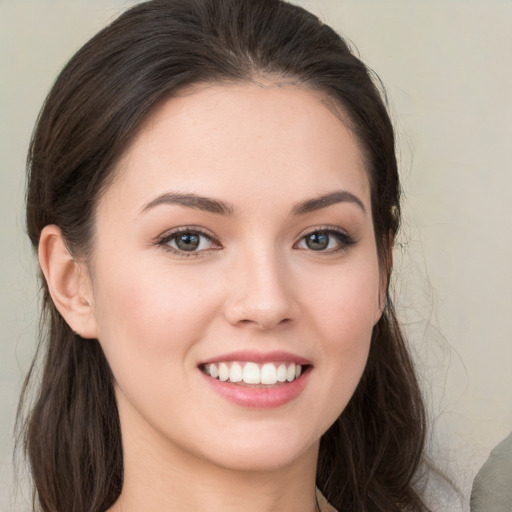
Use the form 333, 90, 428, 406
192, 425, 321, 473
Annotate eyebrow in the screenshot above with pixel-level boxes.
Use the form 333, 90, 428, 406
141, 192, 235, 215
291, 190, 366, 215
141, 189, 365, 216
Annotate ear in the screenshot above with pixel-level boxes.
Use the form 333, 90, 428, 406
38, 225, 98, 339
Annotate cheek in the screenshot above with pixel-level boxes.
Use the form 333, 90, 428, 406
301, 257, 379, 416
322, 283, 375, 380
306, 257, 381, 342
91, 257, 220, 370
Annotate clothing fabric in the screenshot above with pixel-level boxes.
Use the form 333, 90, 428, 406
470, 431, 512, 512
316, 488, 338, 512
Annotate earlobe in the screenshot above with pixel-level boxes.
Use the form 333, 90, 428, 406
38, 225, 98, 339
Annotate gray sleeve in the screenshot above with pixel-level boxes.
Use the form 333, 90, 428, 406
470, 431, 512, 512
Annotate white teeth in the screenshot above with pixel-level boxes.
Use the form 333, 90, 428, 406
209, 363, 219, 379
286, 363, 296, 382
260, 363, 277, 385
229, 362, 243, 382
218, 362, 229, 382
243, 362, 260, 384
204, 362, 304, 385
277, 363, 287, 382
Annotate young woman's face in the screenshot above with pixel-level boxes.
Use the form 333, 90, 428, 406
88, 83, 383, 472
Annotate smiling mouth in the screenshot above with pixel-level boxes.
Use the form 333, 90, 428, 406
200, 361, 307, 386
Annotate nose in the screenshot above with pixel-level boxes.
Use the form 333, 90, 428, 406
223, 247, 298, 330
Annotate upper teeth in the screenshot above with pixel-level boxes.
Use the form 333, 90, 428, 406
204, 362, 302, 385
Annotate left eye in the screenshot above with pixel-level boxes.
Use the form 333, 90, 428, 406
296, 229, 353, 252
162, 230, 215, 253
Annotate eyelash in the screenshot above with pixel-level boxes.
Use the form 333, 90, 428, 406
156, 227, 220, 258
156, 226, 356, 258
294, 226, 356, 253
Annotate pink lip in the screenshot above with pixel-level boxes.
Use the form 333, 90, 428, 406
200, 350, 312, 366
200, 366, 311, 410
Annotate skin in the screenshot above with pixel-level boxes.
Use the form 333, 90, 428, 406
40, 83, 385, 512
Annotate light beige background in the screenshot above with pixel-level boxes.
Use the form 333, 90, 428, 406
1, 1, 511, 511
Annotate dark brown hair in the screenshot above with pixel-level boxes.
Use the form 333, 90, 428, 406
18, 1, 428, 511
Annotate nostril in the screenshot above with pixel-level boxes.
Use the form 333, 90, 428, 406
275, 317, 293, 328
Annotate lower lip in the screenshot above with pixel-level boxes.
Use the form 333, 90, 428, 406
200, 368, 310, 408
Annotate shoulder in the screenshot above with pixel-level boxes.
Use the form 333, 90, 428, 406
471, 431, 512, 512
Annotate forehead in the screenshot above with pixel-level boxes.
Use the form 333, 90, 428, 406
105, 83, 371, 216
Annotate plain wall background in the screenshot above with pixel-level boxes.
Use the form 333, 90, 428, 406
1, 1, 511, 510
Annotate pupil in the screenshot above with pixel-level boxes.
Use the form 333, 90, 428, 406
176, 233, 199, 251
306, 232, 329, 250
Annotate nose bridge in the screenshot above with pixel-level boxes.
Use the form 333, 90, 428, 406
224, 240, 296, 329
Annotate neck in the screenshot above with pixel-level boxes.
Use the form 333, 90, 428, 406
109, 404, 320, 512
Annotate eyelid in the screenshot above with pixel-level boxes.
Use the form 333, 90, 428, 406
294, 225, 356, 252
155, 226, 222, 257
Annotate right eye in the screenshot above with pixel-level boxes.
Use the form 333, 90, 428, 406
157, 227, 220, 256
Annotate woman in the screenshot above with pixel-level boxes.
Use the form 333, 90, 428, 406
18, 0, 427, 510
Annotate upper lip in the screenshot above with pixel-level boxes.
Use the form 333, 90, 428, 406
199, 350, 312, 366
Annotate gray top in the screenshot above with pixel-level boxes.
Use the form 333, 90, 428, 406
470, 431, 512, 512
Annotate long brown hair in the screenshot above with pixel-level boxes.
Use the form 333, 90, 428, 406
18, 1, 427, 510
